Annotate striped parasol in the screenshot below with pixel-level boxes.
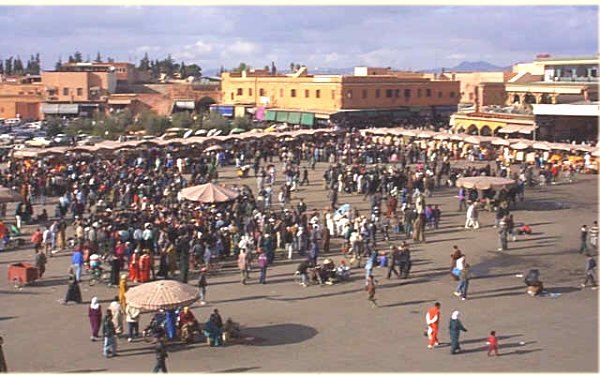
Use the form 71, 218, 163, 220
124, 280, 199, 311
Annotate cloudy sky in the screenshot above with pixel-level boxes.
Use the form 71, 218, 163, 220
0, 6, 597, 72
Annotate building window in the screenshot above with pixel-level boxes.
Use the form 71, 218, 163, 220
77, 88, 83, 96
331, 90, 335, 100
249, 88, 253, 96
63, 88, 69, 96
438, 92, 443, 98
386, 89, 393, 98
259, 88, 265, 96
291, 89, 297, 98
280, 89, 284, 97
417, 88, 422, 98
395, 89, 400, 98
426, 89, 432, 97
316, 89, 321, 98
362, 89, 367, 99
237, 88, 243, 96
376, 89, 380, 98
449, 91, 456, 98
404, 89, 411, 98
305, 89, 310, 98
346, 90, 353, 99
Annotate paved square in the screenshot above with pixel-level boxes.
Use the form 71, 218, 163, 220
0, 163, 597, 372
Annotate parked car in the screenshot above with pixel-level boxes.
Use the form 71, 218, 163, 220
77, 135, 103, 145
25, 137, 53, 148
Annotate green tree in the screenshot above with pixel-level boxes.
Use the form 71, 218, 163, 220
202, 111, 229, 130
73, 51, 83, 63
95, 51, 102, 63
0, 60, 4, 74
233, 116, 253, 130
13, 56, 24, 75
55, 57, 62, 71
138, 52, 150, 71
289, 62, 294, 72
170, 111, 194, 129
5, 57, 13, 75
45, 117, 63, 136
139, 110, 169, 135
232, 62, 249, 73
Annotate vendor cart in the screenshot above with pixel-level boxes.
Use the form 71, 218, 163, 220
8, 262, 39, 288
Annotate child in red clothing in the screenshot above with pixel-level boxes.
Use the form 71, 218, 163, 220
487, 330, 499, 356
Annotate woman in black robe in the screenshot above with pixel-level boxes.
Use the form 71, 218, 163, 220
64, 275, 82, 304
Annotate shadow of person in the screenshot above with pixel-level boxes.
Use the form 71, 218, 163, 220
240, 323, 317, 346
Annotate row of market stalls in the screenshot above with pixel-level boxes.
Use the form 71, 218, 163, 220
359, 127, 600, 156
10, 128, 338, 159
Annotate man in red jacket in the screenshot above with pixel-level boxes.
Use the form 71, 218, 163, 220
426, 302, 441, 349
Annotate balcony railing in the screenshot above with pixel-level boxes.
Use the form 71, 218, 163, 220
545, 76, 598, 83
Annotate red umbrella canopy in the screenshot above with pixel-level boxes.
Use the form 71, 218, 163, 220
180, 182, 240, 203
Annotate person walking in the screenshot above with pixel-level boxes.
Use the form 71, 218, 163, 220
580, 225, 588, 254
237, 249, 249, 285
63, 275, 82, 304
581, 254, 598, 289
449, 311, 468, 354
366, 274, 378, 308
487, 330, 499, 356
71, 248, 84, 282
125, 303, 141, 342
426, 302, 441, 349
465, 202, 479, 230
102, 309, 118, 358
152, 335, 169, 373
387, 245, 400, 279
109, 297, 124, 336
34, 248, 47, 279
454, 263, 471, 300
590, 221, 599, 250
88, 297, 102, 341
257, 251, 268, 284
118, 274, 128, 309
498, 215, 508, 252
198, 268, 208, 305
457, 187, 467, 212
0, 336, 7, 373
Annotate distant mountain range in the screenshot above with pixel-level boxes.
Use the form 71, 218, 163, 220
419, 61, 512, 73
202, 61, 511, 78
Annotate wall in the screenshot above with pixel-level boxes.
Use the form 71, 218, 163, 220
220, 72, 460, 112
0, 96, 41, 119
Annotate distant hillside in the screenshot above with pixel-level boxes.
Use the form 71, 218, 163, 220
421, 61, 512, 73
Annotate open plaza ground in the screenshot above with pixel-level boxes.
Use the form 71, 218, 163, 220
0, 162, 598, 373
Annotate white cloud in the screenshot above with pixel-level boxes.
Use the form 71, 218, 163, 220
224, 40, 260, 56
194, 41, 214, 54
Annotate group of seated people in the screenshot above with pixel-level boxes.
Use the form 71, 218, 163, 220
295, 258, 351, 286
144, 307, 240, 346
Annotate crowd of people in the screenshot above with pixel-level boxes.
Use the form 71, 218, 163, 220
0, 124, 597, 367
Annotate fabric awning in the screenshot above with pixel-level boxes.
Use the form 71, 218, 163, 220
41, 103, 79, 115
276, 111, 289, 122
175, 100, 195, 110
108, 99, 133, 105
210, 105, 233, 117
265, 110, 277, 121
287, 112, 301, 124
497, 124, 536, 134
300, 112, 315, 127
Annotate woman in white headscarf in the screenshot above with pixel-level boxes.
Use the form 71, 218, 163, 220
88, 296, 102, 341
449, 311, 468, 354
